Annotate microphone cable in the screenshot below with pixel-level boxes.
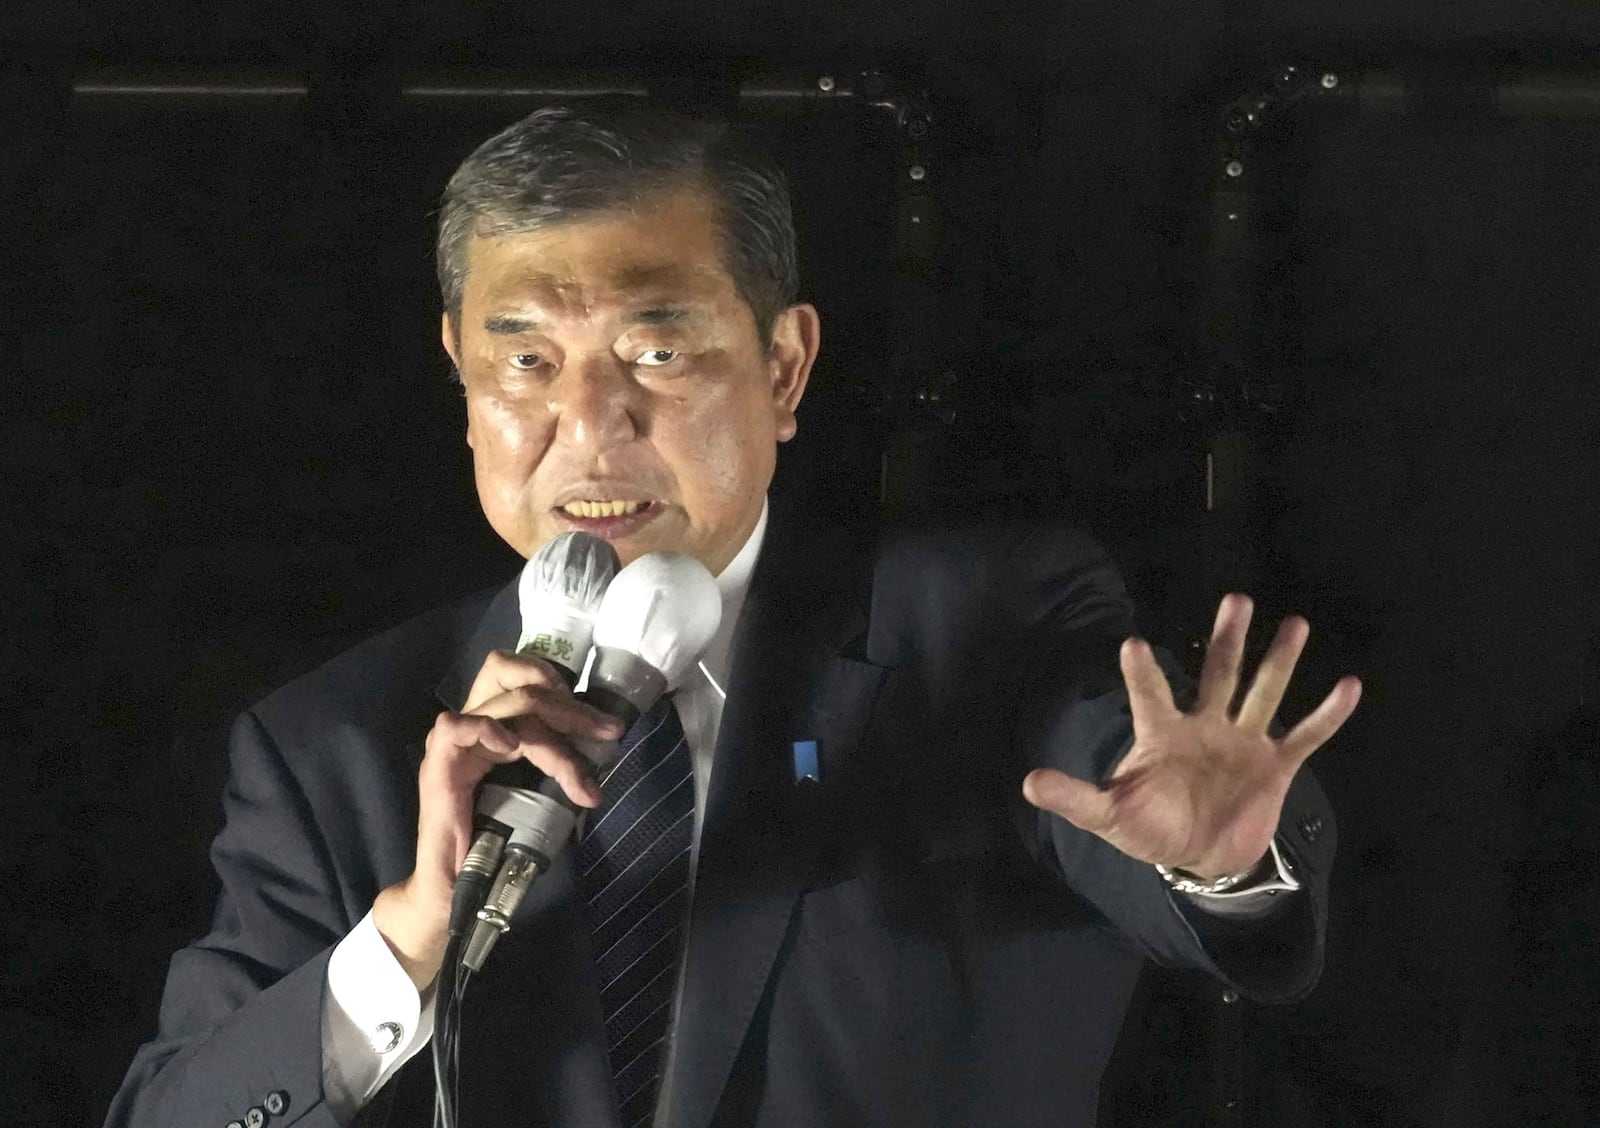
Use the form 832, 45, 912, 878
431, 934, 465, 1128
433, 827, 507, 1128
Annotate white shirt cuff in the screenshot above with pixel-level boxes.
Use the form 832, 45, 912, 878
321, 909, 436, 1116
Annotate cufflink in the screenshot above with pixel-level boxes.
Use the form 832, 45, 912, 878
371, 1020, 404, 1054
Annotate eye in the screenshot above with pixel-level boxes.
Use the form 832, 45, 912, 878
509, 353, 544, 371
635, 348, 678, 367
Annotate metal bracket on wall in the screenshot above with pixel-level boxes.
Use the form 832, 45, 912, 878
1193, 57, 1600, 628
1182, 62, 1352, 686
1197, 56, 1600, 471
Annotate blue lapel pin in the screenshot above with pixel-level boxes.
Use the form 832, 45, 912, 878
791, 739, 821, 785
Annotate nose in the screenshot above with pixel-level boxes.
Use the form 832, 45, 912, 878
546, 352, 640, 451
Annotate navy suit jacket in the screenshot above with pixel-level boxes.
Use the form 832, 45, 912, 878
107, 512, 1334, 1128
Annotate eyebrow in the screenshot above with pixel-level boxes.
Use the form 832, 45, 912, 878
484, 314, 540, 335
482, 306, 696, 335
628, 306, 693, 326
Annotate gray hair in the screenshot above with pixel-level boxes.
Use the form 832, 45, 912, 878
436, 98, 799, 350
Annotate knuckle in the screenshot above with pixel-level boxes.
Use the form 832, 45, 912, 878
505, 712, 549, 741
517, 684, 553, 709
522, 656, 560, 686
528, 737, 581, 772
488, 647, 560, 685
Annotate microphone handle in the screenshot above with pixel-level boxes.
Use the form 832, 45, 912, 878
459, 682, 647, 972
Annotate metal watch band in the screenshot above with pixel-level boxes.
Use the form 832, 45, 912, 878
1155, 837, 1303, 897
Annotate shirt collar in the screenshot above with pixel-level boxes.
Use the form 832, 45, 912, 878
715, 497, 767, 603
696, 497, 768, 695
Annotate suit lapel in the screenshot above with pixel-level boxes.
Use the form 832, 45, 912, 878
666, 513, 883, 1128
435, 575, 520, 713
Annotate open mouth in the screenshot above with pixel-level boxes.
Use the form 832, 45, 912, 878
557, 499, 657, 520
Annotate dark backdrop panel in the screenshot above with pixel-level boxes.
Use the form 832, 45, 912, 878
1237, 104, 1600, 1126
4, 100, 507, 1125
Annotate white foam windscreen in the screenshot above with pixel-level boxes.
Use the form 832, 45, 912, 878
515, 531, 622, 674
592, 551, 722, 688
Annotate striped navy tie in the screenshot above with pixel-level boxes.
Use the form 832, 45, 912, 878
576, 696, 694, 1126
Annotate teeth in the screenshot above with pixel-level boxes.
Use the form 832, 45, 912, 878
562, 500, 646, 519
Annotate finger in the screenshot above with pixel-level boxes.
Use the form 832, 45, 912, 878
472, 683, 625, 741
1022, 768, 1116, 836
421, 774, 477, 879
1194, 593, 1253, 714
1235, 614, 1310, 732
1278, 675, 1363, 766
415, 713, 521, 888
430, 710, 520, 761
505, 722, 603, 807
1120, 637, 1179, 735
455, 707, 603, 808
463, 648, 566, 712
430, 708, 603, 809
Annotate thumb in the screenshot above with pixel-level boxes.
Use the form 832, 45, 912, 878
1023, 768, 1115, 836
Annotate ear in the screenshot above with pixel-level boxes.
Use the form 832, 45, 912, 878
767, 303, 821, 443
442, 312, 474, 447
441, 311, 462, 371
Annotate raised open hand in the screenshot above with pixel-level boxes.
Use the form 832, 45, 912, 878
1022, 593, 1361, 881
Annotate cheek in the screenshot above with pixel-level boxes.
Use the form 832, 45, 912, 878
667, 384, 774, 503
470, 392, 551, 465
467, 393, 557, 517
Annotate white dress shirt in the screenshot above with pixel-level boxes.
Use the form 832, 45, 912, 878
321, 500, 770, 1117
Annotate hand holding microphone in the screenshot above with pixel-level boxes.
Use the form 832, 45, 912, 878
372, 534, 722, 989
462, 547, 722, 971
400, 535, 721, 1128
373, 653, 624, 989
372, 533, 627, 991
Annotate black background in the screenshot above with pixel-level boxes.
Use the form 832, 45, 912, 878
4, 2, 1599, 1125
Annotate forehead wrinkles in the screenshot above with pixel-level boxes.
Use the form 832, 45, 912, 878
464, 207, 738, 330
522, 259, 722, 303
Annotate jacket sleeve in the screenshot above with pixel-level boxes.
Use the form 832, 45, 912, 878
104, 710, 356, 1128
1008, 527, 1336, 1004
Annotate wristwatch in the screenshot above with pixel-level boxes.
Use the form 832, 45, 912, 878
1155, 836, 1302, 898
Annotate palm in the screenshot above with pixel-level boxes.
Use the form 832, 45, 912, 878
1024, 594, 1361, 879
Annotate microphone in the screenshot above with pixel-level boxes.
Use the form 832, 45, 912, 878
515, 530, 623, 686
461, 550, 722, 972
447, 532, 621, 944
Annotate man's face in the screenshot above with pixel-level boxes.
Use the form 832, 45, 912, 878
443, 187, 818, 576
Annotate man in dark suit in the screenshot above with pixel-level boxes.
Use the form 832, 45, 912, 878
107, 100, 1359, 1128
